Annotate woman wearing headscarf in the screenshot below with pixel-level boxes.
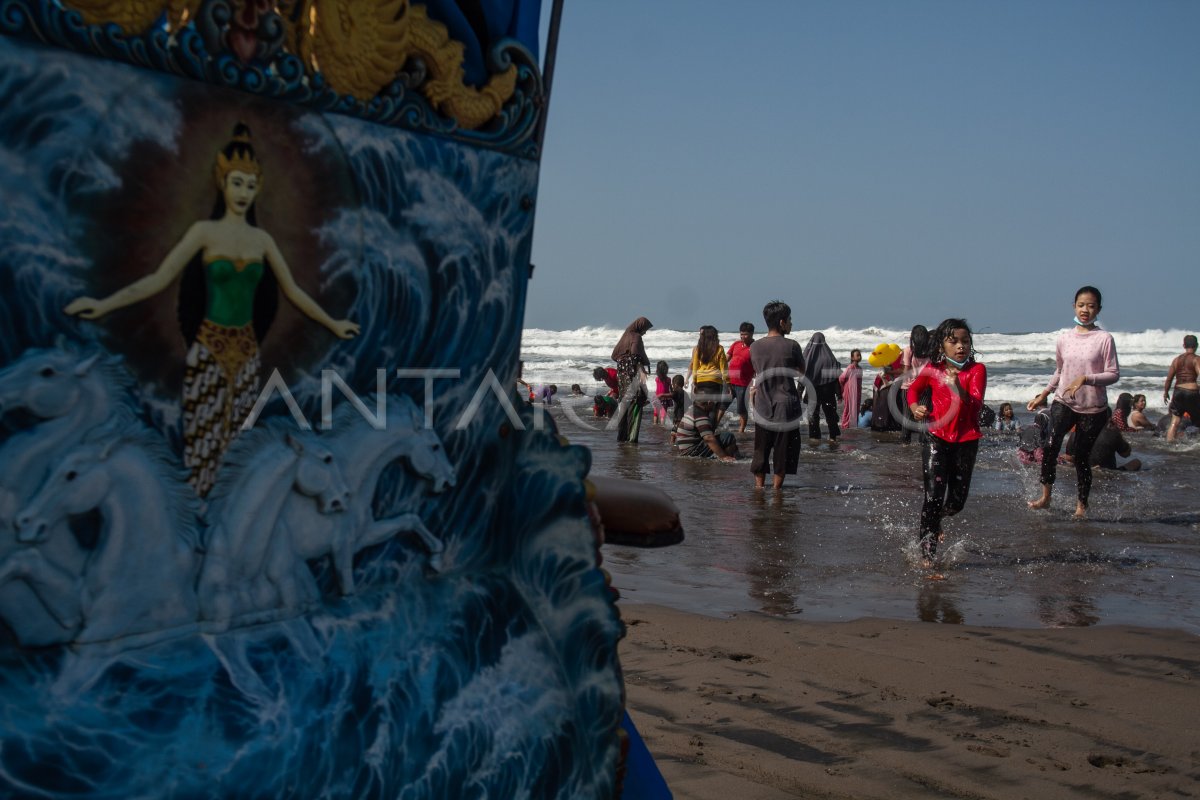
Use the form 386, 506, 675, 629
803, 332, 842, 441
611, 316, 653, 443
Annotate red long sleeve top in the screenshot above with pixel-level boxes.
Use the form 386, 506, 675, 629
906, 361, 987, 444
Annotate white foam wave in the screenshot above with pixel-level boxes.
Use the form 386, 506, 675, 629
521, 326, 1190, 412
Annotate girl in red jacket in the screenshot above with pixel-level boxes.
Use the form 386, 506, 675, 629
907, 318, 987, 567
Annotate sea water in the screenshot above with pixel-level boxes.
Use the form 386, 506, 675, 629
520, 325, 1189, 412
521, 327, 1200, 632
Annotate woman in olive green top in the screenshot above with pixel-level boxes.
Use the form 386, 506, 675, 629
65, 124, 358, 495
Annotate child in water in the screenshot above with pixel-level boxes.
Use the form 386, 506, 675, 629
995, 402, 1018, 431
653, 360, 673, 425
907, 318, 987, 567
669, 375, 687, 434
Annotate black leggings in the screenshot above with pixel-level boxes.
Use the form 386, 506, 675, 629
920, 436, 978, 540
808, 382, 841, 440
1040, 402, 1110, 507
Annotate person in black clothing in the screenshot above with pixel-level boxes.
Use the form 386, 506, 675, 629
1065, 422, 1142, 471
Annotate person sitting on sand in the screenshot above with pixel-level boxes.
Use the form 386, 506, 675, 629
674, 398, 739, 462
1163, 334, 1200, 442
1127, 394, 1154, 431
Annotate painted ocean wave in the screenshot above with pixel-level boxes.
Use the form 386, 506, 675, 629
0, 36, 620, 798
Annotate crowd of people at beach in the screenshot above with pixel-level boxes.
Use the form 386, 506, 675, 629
551, 286, 1199, 569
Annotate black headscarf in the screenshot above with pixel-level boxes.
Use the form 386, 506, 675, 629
803, 332, 842, 385
612, 317, 652, 365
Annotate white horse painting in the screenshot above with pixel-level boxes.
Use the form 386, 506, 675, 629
280, 395, 457, 596
198, 422, 352, 627
0, 347, 137, 645
4, 427, 202, 646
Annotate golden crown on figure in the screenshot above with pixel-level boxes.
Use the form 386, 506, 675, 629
213, 130, 263, 189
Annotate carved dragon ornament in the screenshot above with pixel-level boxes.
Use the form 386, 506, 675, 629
59, 0, 518, 130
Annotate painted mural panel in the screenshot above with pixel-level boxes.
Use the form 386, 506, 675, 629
0, 3, 622, 796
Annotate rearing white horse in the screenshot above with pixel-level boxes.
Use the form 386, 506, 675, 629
0, 347, 137, 646
277, 394, 457, 597
198, 421, 351, 627
5, 426, 202, 646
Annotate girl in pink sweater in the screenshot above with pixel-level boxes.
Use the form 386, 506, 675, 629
1026, 286, 1120, 517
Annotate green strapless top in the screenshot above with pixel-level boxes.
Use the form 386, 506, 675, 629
204, 256, 265, 327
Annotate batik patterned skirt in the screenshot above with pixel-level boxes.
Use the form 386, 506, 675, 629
183, 320, 260, 496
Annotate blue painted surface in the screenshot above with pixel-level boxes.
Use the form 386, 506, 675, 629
0, 12, 622, 796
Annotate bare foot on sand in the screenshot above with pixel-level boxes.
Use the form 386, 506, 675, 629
1073, 502, 1087, 518
1028, 486, 1052, 509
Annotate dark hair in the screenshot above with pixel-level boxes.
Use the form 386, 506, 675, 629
1133, 394, 1146, 406
1115, 392, 1133, 418
697, 325, 720, 363
850, 348, 861, 360
1075, 285, 1102, 307
762, 300, 791, 333
570, 383, 581, 393
931, 318, 973, 363
739, 321, 755, 334
910, 325, 932, 359
1185, 335, 1197, 350
592, 367, 608, 381
671, 374, 685, 389
178, 123, 277, 346
656, 360, 669, 379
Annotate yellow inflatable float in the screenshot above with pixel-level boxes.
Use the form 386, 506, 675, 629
868, 343, 903, 368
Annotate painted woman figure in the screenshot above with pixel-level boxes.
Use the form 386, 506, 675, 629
65, 124, 359, 495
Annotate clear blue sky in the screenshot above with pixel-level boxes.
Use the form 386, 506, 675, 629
525, 1, 1199, 333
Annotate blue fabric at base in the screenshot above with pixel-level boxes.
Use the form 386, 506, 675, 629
620, 710, 672, 799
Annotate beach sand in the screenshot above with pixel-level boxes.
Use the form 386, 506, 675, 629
619, 603, 1199, 799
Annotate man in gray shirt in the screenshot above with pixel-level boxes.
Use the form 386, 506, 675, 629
750, 300, 806, 489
